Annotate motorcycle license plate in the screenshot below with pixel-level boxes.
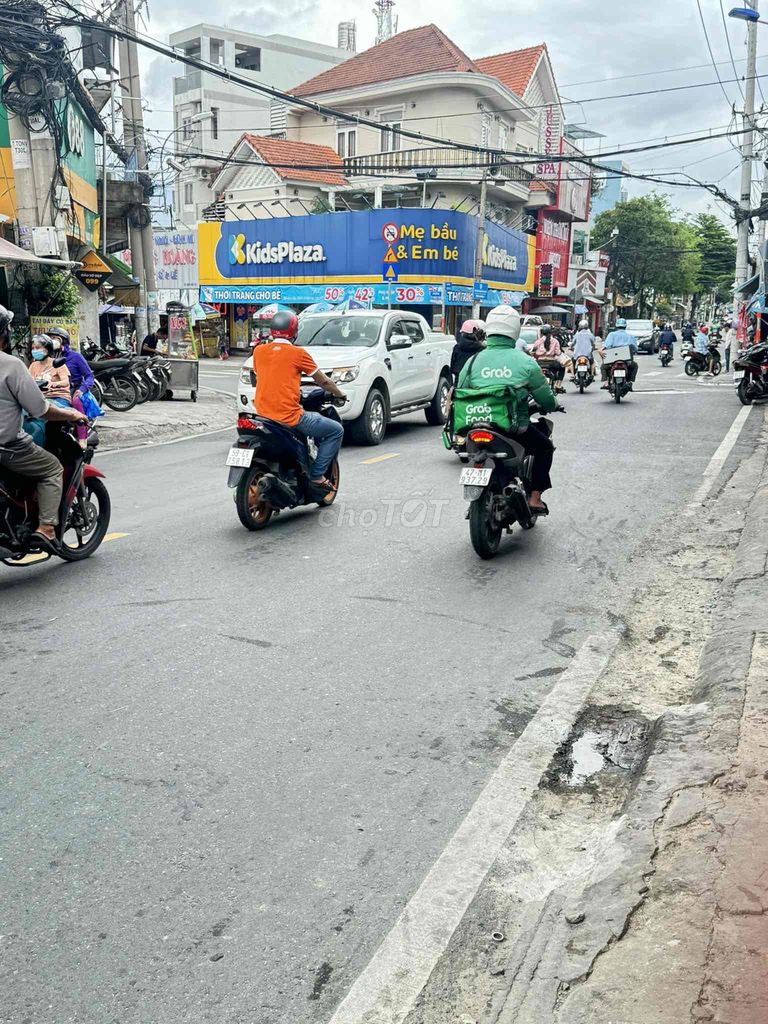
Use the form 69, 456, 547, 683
226, 447, 254, 468
460, 467, 493, 486
578, 368, 588, 375
733, 371, 745, 382
613, 369, 626, 378
145, 369, 157, 382
684, 355, 692, 361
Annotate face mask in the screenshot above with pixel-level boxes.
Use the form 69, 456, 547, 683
31, 350, 46, 361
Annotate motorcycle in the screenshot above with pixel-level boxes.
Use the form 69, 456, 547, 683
603, 347, 633, 403
733, 342, 768, 404
458, 403, 563, 560
226, 386, 345, 531
684, 345, 721, 377
659, 343, 673, 367
88, 357, 140, 411
680, 336, 695, 355
0, 423, 110, 565
572, 356, 594, 393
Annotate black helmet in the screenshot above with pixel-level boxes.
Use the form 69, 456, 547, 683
47, 326, 70, 344
540, 324, 552, 335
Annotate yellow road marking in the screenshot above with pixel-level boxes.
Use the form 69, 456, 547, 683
10, 532, 128, 565
361, 453, 401, 465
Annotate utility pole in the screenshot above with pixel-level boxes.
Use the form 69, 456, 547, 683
118, 0, 158, 342
471, 171, 488, 319
735, 0, 758, 348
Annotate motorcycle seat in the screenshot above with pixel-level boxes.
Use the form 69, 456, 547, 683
89, 358, 133, 370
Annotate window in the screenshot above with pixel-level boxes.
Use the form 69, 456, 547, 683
209, 38, 224, 65
337, 127, 356, 158
379, 108, 403, 152
184, 183, 193, 206
498, 122, 508, 151
234, 44, 261, 71
182, 117, 192, 140
402, 320, 425, 343
211, 107, 219, 141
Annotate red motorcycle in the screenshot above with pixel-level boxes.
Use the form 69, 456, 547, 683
0, 424, 111, 566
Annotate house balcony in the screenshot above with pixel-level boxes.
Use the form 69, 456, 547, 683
343, 147, 533, 201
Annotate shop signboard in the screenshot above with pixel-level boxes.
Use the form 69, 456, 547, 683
536, 212, 571, 289
0, 66, 16, 219
59, 98, 100, 246
30, 316, 80, 348
555, 139, 591, 223
153, 229, 198, 289
535, 103, 562, 182
198, 210, 535, 297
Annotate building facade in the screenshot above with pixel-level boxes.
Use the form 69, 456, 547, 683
170, 26, 352, 226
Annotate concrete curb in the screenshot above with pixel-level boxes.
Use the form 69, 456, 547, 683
96, 393, 233, 451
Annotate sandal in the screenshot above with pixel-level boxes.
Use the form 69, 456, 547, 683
529, 502, 549, 516
30, 532, 61, 554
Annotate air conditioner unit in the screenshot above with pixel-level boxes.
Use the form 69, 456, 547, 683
32, 226, 60, 257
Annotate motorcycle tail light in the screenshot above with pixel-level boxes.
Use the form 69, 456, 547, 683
237, 415, 260, 431
468, 430, 494, 443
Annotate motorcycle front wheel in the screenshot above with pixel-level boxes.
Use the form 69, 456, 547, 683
59, 477, 111, 561
235, 467, 273, 531
102, 376, 138, 411
316, 459, 340, 508
469, 488, 502, 559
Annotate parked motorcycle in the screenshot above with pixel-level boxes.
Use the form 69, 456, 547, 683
0, 424, 110, 565
89, 359, 140, 411
572, 356, 594, 393
227, 387, 346, 531
684, 345, 721, 377
458, 404, 563, 559
659, 343, 673, 367
733, 342, 768, 404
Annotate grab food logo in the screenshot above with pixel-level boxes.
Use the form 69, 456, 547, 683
466, 402, 492, 417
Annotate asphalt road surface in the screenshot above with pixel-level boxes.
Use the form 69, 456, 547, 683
1, 357, 756, 1024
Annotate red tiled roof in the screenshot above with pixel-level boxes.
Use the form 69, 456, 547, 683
475, 44, 546, 98
530, 180, 556, 193
293, 24, 479, 97
243, 134, 347, 187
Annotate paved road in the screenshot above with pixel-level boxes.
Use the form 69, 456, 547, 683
1, 357, 757, 1024
198, 358, 243, 397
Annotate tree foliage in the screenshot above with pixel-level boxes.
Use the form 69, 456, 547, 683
689, 213, 736, 302
592, 194, 701, 312
25, 270, 80, 319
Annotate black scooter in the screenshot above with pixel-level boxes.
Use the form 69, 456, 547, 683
684, 345, 721, 377
226, 387, 346, 531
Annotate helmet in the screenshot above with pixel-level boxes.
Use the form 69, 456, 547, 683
540, 324, 553, 336
270, 310, 299, 341
616, 317, 627, 328
460, 318, 486, 339
0, 304, 13, 334
47, 326, 70, 344
578, 319, 589, 330
485, 304, 521, 341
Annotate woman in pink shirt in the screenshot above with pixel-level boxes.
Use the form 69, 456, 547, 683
529, 325, 565, 392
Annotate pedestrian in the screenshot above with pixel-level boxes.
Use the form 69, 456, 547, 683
725, 324, 737, 372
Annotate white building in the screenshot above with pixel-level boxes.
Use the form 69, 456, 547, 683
170, 25, 352, 224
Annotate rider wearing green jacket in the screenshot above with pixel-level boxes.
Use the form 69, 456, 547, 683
456, 305, 558, 514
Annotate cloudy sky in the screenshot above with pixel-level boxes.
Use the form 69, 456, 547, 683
138, 0, 768, 227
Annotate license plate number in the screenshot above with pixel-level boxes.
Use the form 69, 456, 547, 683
578, 366, 588, 373
613, 370, 626, 378
460, 467, 493, 486
226, 447, 254, 467
733, 371, 745, 382
684, 355, 692, 361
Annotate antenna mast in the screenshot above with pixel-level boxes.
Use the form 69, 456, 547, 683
372, 0, 397, 44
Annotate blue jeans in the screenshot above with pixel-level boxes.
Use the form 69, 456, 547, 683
296, 410, 344, 479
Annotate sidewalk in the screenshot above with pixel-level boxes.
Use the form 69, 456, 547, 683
96, 391, 233, 450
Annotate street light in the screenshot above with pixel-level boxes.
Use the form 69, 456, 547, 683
728, 5, 768, 21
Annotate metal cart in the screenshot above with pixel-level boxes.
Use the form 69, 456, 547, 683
167, 358, 199, 402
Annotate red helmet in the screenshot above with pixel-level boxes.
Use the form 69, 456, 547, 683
270, 310, 299, 340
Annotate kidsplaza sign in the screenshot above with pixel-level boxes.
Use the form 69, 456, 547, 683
198, 210, 535, 292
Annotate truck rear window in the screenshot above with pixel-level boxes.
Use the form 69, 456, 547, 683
297, 317, 380, 348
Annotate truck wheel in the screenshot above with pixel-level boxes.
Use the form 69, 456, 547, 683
425, 373, 451, 425
349, 388, 387, 445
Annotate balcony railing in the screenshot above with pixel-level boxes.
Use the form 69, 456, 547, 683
174, 71, 202, 94
343, 147, 533, 187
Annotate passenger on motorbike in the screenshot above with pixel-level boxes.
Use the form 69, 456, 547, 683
456, 305, 558, 514
252, 311, 347, 490
567, 319, 596, 376
658, 323, 676, 356
600, 317, 639, 388
450, 319, 486, 384
529, 325, 566, 392
0, 308, 86, 550
46, 327, 92, 446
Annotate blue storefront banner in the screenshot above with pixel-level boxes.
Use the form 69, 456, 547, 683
198, 209, 536, 295
200, 281, 529, 308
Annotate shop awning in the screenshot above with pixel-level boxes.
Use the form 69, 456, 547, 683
735, 272, 760, 298
0, 237, 79, 267
529, 303, 572, 315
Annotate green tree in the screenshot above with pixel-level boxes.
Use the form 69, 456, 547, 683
689, 213, 736, 308
592, 194, 701, 314
25, 269, 80, 319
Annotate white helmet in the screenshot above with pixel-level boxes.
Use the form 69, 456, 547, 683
485, 304, 521, 341
579, 319, 589, 329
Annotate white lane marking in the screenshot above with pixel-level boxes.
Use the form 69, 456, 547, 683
633, 389, 696, 396
644, 370, 663, 377
327, 631, 620, 1024
99, 424, 233, 456
685, 404, 754, 510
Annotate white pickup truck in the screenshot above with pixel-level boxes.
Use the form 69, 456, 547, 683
237, 309, 456, 444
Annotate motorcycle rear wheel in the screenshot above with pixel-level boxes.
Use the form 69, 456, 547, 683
684, 361, 698, 377
469, 488, 502, 559
102, 376, 138, 412
738, 380, 753, 405
59, 478, 111, 561
235, 467, 273, 531
613, 384, 622, 404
